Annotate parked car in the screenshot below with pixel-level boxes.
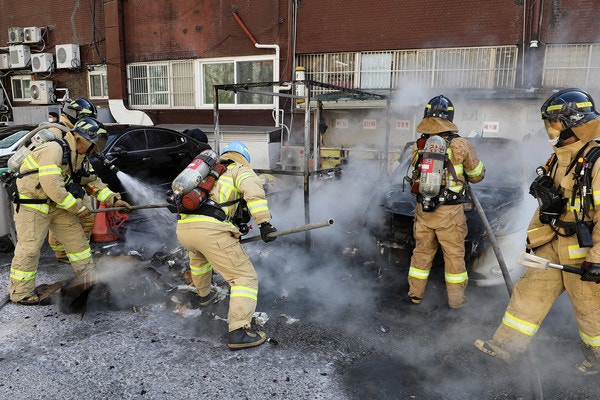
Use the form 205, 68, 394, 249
90, 125, 212, 197
376, 137, 540, 286
0, 125, 39, 168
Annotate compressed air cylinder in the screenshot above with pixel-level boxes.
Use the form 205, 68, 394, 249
418, 135, 447, 200
7, 129, 56, 173
171, 149, 218, 197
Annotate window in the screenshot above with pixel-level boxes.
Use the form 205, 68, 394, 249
88, 66, 108, 99
201, 57, 275, 107
543, 44, 600, 88
127, 56, 276, 109
297, 46, 518, 96
11, 75, 32, 100
146, 129, 180, 149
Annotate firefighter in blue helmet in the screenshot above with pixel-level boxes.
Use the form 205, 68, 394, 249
476, 88, 600, 375
174, 141, 277, 349
406, 95, 485, 308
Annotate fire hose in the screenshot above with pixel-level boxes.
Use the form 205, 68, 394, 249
240, 218, 335, 243
89, 204, 170, 213
468, 186, 544, 400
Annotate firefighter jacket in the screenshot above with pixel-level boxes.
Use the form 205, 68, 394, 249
411, 135, 485, 195
526, 139, 600, 266
210, 151, 272, 225
16, 132, 121, 214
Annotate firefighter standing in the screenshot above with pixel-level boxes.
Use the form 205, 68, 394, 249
47, 97, 98, 263
475, 88, 600, 375
407, 95, 485, 308
174, 141, 277, 349
8, 118, 131, 304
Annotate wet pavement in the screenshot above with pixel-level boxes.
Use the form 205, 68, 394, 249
0, 232, 597, 400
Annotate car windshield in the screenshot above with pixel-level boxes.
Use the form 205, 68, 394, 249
0, 130, 31, 149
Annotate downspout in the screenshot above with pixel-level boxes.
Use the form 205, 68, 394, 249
232, 11, 283, 127
104, 0, 153, 125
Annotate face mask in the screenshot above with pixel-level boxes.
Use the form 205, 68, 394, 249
544, 119, 562, 146
49, 118, 55, 122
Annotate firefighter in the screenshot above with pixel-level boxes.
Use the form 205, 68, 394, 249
475, 88, 600, 375
47, 97, 98, 263
8, 117, 131, 304
174, 141, 277, 349
407, 95, 485, 308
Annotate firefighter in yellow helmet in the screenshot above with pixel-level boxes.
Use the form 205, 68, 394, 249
8, 117, 131, 304
172, 141, 277, 349
46, 98, 99, 263
476, 88, 600, 375
406, 95, 485, 308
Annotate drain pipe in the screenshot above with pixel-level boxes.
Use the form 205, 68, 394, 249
232, 11, 284, 127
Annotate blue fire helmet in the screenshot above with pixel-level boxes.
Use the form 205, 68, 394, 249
73, 117, 107, 144
221, 141, 251, 163
424, 95, 454, 121
541, 88, 599, 129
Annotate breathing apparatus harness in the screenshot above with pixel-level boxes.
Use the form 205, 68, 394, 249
167, 160, 252, 234
530, 143, 600, 246
406, 132, 467, 211
0, 138, 86, 213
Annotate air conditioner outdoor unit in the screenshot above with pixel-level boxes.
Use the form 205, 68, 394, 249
55, 44, 80, 69
9, 44, 31, 69
8, 27, 23, 44
30, 80, 55, 105
0, 54, 10, 70
31, 53, 54, 73
23, 27, 43, 44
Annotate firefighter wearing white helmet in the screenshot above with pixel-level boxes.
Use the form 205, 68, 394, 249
476, 88, 600, 375
8, 117, 132, 305
406, 95, 485, 309
174, 140, 277, 349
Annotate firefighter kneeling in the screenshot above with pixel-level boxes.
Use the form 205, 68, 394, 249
168, 141, 277, 349
406, 95, 485, 309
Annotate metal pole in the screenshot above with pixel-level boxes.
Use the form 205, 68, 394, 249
240, 218, 334, 244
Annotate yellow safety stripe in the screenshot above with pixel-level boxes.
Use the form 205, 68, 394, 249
66, 247, 92, 262
466, 160, 485, 178
56, 192, 77, 210
568, 244, 589, 258
177, 214, 236, 229
95, 187, 114, 203
217, 173, 240, 215
445, 271, 468, 284
38, 164, 62, 177
190, 262, 212, 276
18, 194, 49, 213
230, 285, 258, 301
593, 190, 600, 206
580, 331, 600, 347
247, 198, 268, 215
10, 268, 36, 281
22, 155, 39, 170
49, 243, 64, 251
502, 311, 539, 337
408, 266, 430, 280
566, 198, 583, 212
547, 102, 592, 112
235, 171, 254, 188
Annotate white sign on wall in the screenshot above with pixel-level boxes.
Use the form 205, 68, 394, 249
396, 120, 410, 130
483, 121, 499, 134
363, 119, 377, 129
335, 119, 349, 129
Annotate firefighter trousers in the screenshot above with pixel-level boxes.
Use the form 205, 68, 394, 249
176, 218, 258, 332
408, 203, 468, 307
9, 205, 96, 302
491, 239, 600, 361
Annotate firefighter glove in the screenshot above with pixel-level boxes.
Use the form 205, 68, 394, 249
114, 199, 132, 213
581, 261, 600, 283
259, 222, 277, 243
77, 206, 91, 219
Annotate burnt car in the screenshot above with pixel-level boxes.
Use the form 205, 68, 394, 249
90, 125, 211, 195
376, 137, 540, 286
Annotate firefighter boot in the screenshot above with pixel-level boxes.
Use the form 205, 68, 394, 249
194, 288, 218, 307
577, 344, 600, 375
227, 327, 267, 350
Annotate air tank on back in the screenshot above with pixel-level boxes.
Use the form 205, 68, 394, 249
171, 149, 218, 197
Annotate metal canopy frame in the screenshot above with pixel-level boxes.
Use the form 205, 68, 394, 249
212, 80, 392, 247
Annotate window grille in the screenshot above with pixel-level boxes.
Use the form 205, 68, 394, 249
542, 44, 600, 88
